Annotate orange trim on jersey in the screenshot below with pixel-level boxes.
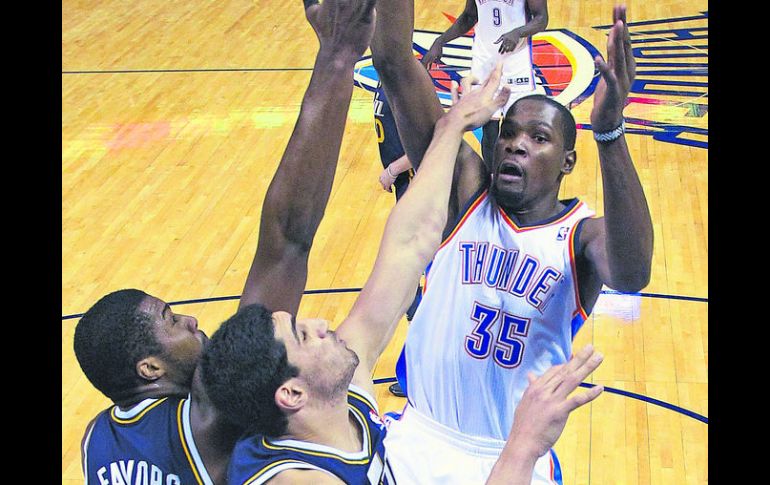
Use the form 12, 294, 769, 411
569, 218, 589, 321
499, 201, 585, 233
176, 399, 205, 485
438, 190, 488, 250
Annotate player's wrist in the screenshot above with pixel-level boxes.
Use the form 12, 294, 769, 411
316, 48, 363, 70
593, 120, 625, 143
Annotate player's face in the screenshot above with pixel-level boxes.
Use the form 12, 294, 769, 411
138, 295, 207, 385
272, 311, 359, 398
492, 99, 571, 210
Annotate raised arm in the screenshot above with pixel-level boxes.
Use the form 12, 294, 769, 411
578, 5, 653, 298
485, 345, 604, 485
421, 0, 478, 68
338, 67, 511, 393
371, 0, 488, 231
494, 0, 548, 54
239, 0, 376, 314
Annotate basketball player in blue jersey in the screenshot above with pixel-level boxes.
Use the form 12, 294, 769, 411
74, 0, 380, 483
374, 81, 413, 200
372, 1, 653, 483
421, 0, 549, 166
201, 63, 606, 485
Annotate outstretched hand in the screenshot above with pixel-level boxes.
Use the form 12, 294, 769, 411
508, 344, 604, 459
421, 39, 444, 69
446, 62, 511, 132
494, 31, 522, 54
590, 5, 635, 131
303, 0, 376, 61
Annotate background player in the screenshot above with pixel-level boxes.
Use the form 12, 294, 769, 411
421, 0, 549, 166
372, 1, 653, 483
74, 0, 378, 482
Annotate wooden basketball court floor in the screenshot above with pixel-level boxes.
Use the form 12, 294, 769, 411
62, 0, 708, 483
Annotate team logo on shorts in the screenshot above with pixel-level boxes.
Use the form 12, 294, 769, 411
351, 11, 708, 149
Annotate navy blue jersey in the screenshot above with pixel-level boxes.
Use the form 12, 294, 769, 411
82, 395, 214, 485
373, 84, 411, 200
227, 385, 396, 484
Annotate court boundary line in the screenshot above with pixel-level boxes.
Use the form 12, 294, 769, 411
371, 377, 709, 424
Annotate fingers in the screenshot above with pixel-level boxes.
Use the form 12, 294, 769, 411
359, 0, 377, 23
613, 4, 626, 25
609, 21, 627, 80
451, 80, 460, 105
460, 75, 478, 96
303, 0, 321, 29
564, 384, 604, 412
618, 7, 635, 84
554, 345, 603, 398
594, 55, 613, 88
483, 62, 504, 91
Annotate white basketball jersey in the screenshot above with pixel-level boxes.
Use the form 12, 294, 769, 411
401, 190, 595, 440
470, 0, 536, 114
473, 0, 529, 60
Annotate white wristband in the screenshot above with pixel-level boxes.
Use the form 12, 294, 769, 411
593, 120, 625, 143
386, 165, 397, 178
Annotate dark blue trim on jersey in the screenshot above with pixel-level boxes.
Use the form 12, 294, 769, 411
62, 288, 708, 320
496, 197, 581, 228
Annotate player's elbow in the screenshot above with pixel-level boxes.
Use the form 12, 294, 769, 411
608, 265, 651, 293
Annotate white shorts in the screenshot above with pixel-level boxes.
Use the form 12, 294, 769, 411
470, 44, 538, 119
384, 404, 562, 484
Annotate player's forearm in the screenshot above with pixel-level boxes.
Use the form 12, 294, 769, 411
261, 50, 357, 247
515, 0, 549, 38
597, 136, 653, 291
353, 115, 465, 363
370, 0, 447, 171
437, 11, 478, 44
512, 11, 548, 38
389, 154, 412, 175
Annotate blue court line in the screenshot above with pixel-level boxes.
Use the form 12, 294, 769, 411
372, 377, 708, 424
61, 288, 707, 320
62, 67, 315, 75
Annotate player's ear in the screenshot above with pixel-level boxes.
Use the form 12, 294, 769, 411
561, 149, 577, 175
275, 378, 308, 412
136, 356, 165, 381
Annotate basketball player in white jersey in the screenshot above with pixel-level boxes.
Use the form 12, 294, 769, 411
372, 2, 653, 484
422, 0, 549, 166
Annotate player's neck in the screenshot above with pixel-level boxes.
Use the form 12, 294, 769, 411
113, 383, 189, 410
284, 397, 363, 453
499, 194, 566, 226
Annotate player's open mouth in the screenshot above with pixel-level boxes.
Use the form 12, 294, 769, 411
498, 162, 523, 181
